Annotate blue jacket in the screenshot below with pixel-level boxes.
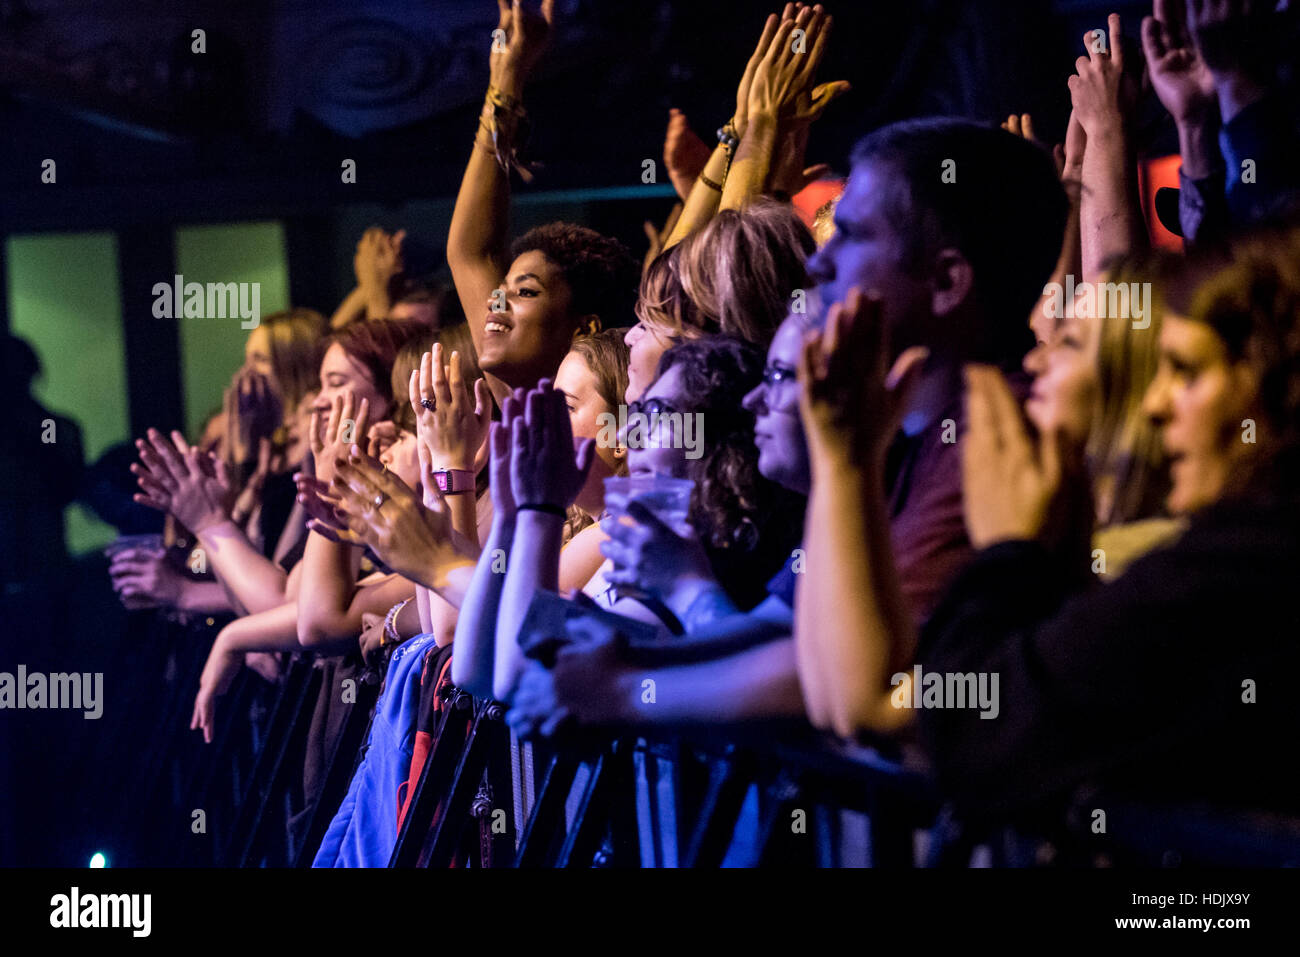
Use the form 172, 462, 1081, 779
313, 633, 437, 868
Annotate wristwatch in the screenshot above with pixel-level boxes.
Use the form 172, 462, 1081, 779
431, 468, 476, 494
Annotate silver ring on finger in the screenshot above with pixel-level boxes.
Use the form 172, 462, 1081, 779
420, 398, 436, 412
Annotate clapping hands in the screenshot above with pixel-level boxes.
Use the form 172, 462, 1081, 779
408, 344, 492, 474
509, 379, 595, 512
797, 288, 928, 471
960, 366, 1087, 551
746, 4, 849, 129
132, 428, 235, 534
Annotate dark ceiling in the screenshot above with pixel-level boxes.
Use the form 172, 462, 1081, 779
1, 0, 1167, 233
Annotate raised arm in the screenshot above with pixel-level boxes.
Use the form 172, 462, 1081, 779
410, 344, 494, 643
1013, 110, 1084, 341
494, 382, 594, 701
453, 400, 520, 697
663, 10, 782, 248
794, 290, 928, 739
447, 0, 554, 393
295, 390, 380, 648
1069, 13, 1148, 284
302, 444, 479, 606
330, 228, 407, 328
720, 5, 847, 212
1142, 0, 1226, 247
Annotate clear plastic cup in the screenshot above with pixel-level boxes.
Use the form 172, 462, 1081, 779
103, 533, 165, 558
603, 475, 694, 536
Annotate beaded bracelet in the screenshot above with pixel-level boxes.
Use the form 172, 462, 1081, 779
383, 597, 413, 648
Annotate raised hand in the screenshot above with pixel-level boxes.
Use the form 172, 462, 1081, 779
224, 367, 282, 467
490, 0, 556, 94
1001, 112, 1042, 144
410, 343, 493, 472
311, 444, 470, 584
1068, 13, 1137, 137
293, 470, 352, 535
797, 288, 928, 470
508, 381, 595, 511
1061, 109, 1087, 182
663, 109, 712, 202
599, 497, 712, 599
1185, 0, 1274, 76
354, 226, 406, 296
366, 420, 400, 461
746, 4, 849, 128
961, 365, 1070, 549
308, 390, 370, 488
131, 429, 234, 534
489, 390, 523, 521
1142, 0, 1218, 124
733, 8, 785, 137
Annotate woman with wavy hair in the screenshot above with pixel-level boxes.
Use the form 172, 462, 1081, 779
624, 200, 814, 402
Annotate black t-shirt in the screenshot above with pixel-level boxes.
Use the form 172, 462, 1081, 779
918, 495, 1300, 821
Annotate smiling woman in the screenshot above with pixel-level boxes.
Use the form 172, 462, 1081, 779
476, 225, 639, 389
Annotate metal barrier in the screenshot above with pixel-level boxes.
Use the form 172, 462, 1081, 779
113, 618, 1300, 868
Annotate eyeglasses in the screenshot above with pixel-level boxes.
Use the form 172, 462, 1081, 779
627, 397, 687, 419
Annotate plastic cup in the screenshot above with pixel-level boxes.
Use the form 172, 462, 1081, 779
603, 475, 694, 535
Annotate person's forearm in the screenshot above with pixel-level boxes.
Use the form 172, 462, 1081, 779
1213, 73, 1269, 126
219, 601, 310, 654
196, 520, 289, 615
664, 142, 731, 249
796, 460, 915, 739
667, 577, 738, 633
1031, 198, 1081, 335
177, 579, 234, 614
361, 281, 391, 321
494, 511, 562, 701
720, 112, 778, 212
447, 84, 514, 374
296, 531, 364, 648
609, 638, 805, 727
1080, 125, 1148, 284
452, 516, 515, 697
416, 586, 433, 635
1176, 114, 1223, 182
329, 286, 367, 330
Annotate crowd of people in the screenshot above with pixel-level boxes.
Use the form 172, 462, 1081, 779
107, 0, 1300, 865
